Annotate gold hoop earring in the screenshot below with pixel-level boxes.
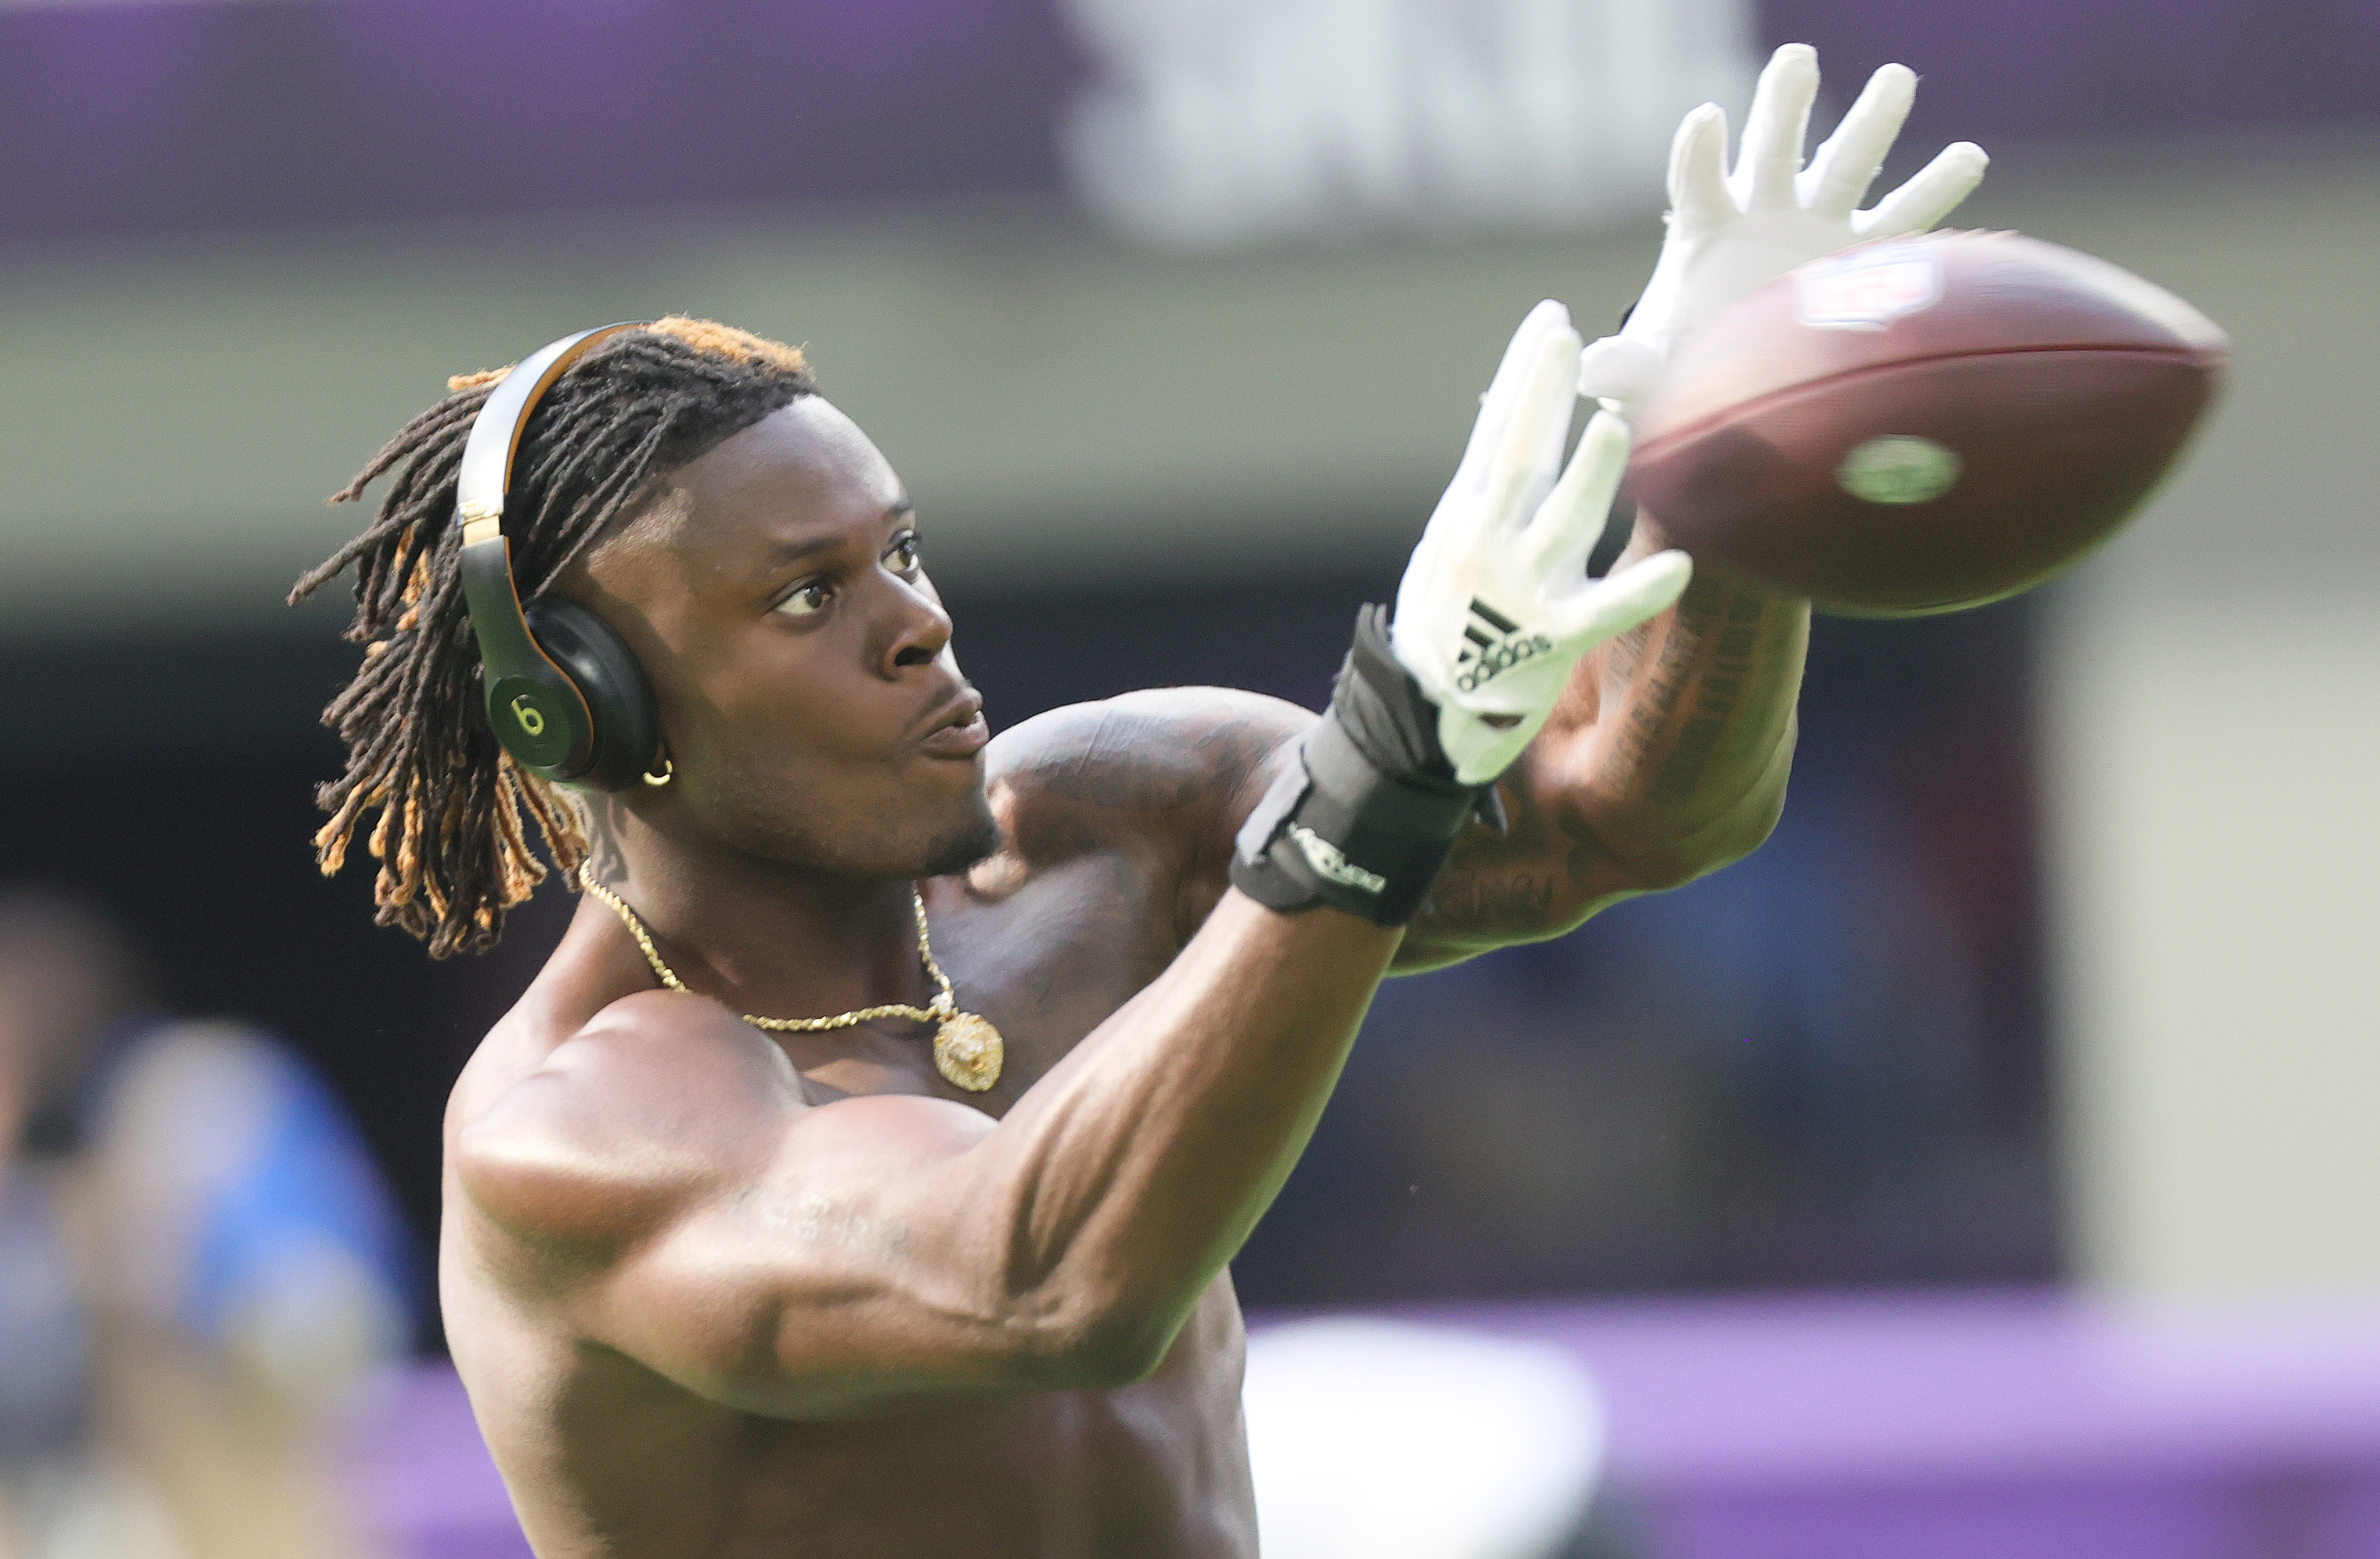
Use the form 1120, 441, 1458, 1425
641, 756, 674, 788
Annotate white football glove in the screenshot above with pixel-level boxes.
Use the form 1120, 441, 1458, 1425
1392, 302, 1693, 787
1575, 42, 1990, 411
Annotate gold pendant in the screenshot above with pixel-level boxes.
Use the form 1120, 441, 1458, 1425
934, 1011, 1004, 1093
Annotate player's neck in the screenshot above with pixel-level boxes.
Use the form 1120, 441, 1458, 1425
580, 812, 935, 1024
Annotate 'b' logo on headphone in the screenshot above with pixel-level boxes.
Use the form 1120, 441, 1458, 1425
489, 677, 573, 772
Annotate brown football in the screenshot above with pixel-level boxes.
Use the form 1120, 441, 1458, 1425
1626, 229, 2228, 616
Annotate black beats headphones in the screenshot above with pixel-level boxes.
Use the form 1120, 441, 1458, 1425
455, 324, 668, 791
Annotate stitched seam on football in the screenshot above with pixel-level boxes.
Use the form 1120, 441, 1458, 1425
1634, 342, 2223, 463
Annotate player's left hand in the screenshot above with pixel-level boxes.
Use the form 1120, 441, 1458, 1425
1393, 302, 1692, 787
1576, 42, 1989, 412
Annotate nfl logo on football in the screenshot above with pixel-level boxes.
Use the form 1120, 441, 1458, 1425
1796, 244, 1943, 331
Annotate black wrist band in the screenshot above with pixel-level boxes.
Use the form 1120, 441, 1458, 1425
1230, 605, 1493, 925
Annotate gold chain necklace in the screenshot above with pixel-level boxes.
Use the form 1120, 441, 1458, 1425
577, 864, 1003, 1092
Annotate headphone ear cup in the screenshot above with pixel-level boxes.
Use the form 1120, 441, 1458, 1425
522, 600, 662, 792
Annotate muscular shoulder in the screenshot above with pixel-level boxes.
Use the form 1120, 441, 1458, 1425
451, 990, 799, 1260
986, 689, 1307, 860
978, 689, 1310, 947
989, 689, 1308, 817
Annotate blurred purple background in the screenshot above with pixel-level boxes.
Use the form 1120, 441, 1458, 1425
357, 1292, 2380, 1559
3, 0, 2377, 241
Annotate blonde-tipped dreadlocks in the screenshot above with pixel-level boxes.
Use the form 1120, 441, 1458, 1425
293, 318, 818, 957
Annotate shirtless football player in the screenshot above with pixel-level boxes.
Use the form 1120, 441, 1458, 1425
295, 46, 1982, 1559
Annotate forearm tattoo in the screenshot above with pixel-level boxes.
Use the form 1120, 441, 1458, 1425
1421, 768, 1608, 935
1415, 573, 1799, 946
1649, 584, 1780, 805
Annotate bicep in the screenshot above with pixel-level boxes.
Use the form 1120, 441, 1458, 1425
455, 1011, 1043, 1419
575, 1094, 1041, 1418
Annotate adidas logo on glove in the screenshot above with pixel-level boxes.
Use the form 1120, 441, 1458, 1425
1390, 300, 1692, 787
1454, 600, 1554, 694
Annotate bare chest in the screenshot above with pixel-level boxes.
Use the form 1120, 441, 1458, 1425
490, 1276, 1253, 1559
728, 1286, 1250, 1557
821, 846, 1195, 1113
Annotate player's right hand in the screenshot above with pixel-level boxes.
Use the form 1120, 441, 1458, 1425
1391, 302, 1692, 787
1576, 42, 1990, 412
